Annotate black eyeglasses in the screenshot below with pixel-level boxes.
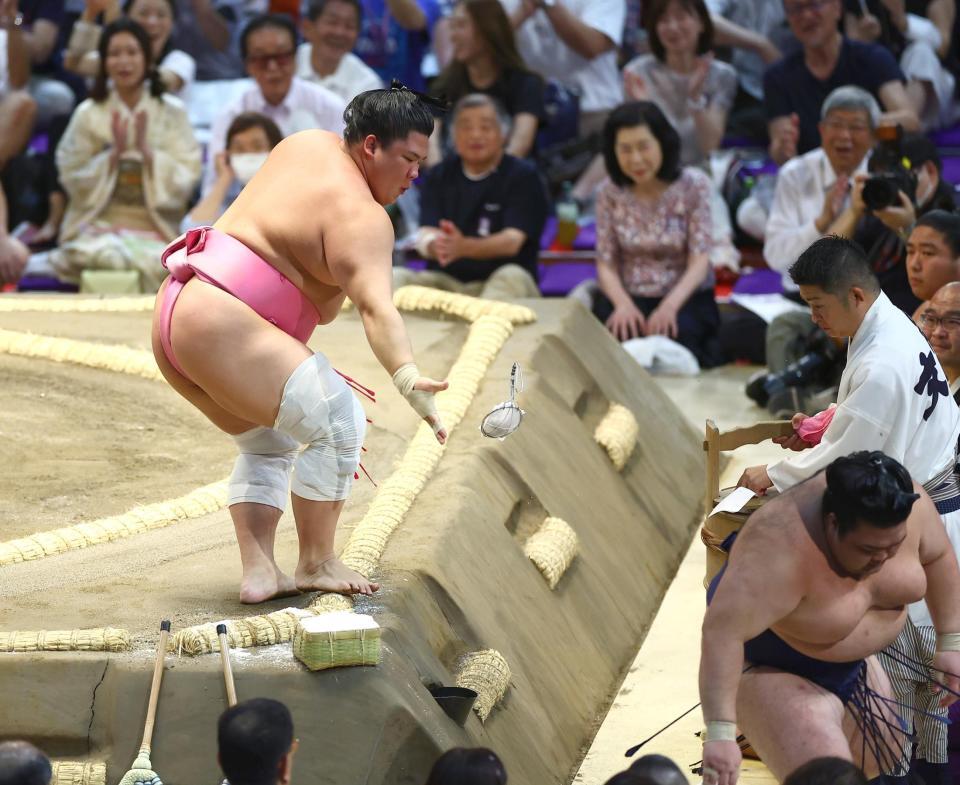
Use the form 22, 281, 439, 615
246, 49, 295, 69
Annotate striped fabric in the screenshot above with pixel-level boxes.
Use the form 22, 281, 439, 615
883, 620, 947, 767
924, 459, 960, 515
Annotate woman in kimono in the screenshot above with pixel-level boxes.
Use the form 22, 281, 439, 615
53, 17, 200, 291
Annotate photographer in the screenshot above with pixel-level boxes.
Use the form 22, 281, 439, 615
749, 122, 955, 414
846, 132, 956, 314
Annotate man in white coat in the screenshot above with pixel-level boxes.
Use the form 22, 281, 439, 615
737, 234, 960, 784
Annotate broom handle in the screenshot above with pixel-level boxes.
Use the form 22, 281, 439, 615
140, 620, 171, 753
217, 624, 237, 707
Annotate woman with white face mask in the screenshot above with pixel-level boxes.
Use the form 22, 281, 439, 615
182, 112, 282, 231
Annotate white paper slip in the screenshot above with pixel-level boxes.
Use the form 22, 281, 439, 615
709, 486, 757, 518
729, 293, 808, 324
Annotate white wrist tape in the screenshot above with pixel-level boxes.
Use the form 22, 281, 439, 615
704, 721, 737, 743
936, 633, 960, 652
392, 363, 442, 434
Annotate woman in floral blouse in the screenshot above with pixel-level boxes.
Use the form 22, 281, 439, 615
594, 100, 725, 368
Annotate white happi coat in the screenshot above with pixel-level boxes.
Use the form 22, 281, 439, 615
767, 292, 960, 626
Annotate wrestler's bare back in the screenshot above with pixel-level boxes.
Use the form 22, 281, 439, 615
723, 474, 931, 663
215, 130, 390, 323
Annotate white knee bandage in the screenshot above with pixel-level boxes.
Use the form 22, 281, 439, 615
229, 427, 300, 511
273, 353, 367, 502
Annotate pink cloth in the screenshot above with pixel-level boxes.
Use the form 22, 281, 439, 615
796, 405, 837, 445
158, 227, 320, 378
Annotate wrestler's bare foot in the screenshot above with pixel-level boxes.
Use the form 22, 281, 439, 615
295, 557, 381, 596
240, 566, 300, 604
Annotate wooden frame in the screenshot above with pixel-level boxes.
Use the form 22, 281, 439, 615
703, 419, 795, 511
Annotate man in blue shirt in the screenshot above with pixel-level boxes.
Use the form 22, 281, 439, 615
764, 0, 919, 165
354, 0, 440, 90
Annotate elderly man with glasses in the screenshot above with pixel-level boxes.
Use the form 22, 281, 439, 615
764, 0, 919, 166
202, 13, 347, 197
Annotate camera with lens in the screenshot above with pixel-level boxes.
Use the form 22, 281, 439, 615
746, 330, 844, 414
862, 124, 917, 212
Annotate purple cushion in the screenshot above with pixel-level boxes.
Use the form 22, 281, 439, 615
16, 276, 78, 293
404, 258, 428, 272
948, 701, 960, 750
941, 157, 960, 187
540, 218, 597, 251
731, 268, 783, 296
537, 263, 595, 296
931, 123, 960, 148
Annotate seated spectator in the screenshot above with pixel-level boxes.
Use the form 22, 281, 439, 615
763, 86, 877, 292
16, 0, 79, 126
0, 180, 28, 285
172, 0, 247, 81
623, 0, 737, 170
621, 0, 740, 270
49, 18, 200, 291
764, 0, 919, 165
183, 111, 281, 229
852, 131, 956, 314
430, 0, 543, 159
203, 13, 346, 195
354, 0, 442, 91
425, 748, 507, 785
297, 0, 382, 102
781, 756, 868, 785
218, 698, 298, 785
705, 0, 797, 141
0, 741, 51, 785
907, 210, 960, 304
501, 0, 626, 199
592, 101, 724, 368
844, 0, 958, 129
919, 281, 960, 401
627, 754, 687, 785
397, 93, 548, 299
65, 0, 197, 97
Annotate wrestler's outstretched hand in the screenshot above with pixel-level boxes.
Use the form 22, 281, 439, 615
702, 739, 741, 785
414, 376, 449, 444
932, 650, 960, 708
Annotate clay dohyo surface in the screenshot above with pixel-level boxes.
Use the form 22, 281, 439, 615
0, 307, 464, 641
0, 300, 705, 785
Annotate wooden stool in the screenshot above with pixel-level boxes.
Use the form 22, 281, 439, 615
701, 418, 792, 588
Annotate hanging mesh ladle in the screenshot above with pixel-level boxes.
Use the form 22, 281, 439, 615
480, 362, 525, 440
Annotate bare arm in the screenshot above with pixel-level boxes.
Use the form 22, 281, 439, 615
927, 0, 955, 59
386, 0, 428, 31
878, 80, 921, 131
700, 520, 804, 776
691, 103, 727, 157
2, 18, 30, 88
710, 14, 781, 63
327, 203, 416, 373
542, 4, 616, 60
190, 0, 231, 51
506, 113, 538, 158
22, 18, 58, 65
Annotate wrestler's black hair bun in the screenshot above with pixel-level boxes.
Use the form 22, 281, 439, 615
824, 451, 920, 529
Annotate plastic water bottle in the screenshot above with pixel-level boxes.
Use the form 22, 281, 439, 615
555, 182, 580, 250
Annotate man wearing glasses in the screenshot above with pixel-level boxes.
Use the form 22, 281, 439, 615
921, 281, 960, 404
764, 0, 918, 166
203, 13, 347, 196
